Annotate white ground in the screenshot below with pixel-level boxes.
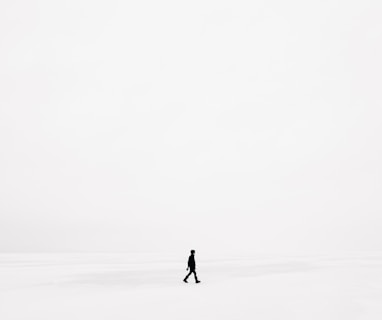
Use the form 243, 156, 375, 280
1, 253, 382, 320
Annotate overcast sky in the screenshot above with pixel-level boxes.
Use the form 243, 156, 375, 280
1, 0, 381, 254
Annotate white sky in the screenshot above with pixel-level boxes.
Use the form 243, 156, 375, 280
1, 0, 381, 254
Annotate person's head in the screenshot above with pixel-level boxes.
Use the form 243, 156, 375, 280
190, 250, 195, 255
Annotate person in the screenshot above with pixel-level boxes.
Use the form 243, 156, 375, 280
183, 249, 200, 283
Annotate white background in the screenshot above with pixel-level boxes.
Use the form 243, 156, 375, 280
1, 0, 381, 255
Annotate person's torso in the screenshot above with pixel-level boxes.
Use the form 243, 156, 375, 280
188, 255, 195, 268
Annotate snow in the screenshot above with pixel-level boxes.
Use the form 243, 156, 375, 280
1, 253, 382, 319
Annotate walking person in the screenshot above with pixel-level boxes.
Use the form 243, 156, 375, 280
183, 250, 201, 283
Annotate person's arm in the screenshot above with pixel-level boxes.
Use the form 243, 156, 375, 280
186, 256, 190, 270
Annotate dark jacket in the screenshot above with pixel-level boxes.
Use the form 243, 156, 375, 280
188, 255, 195, 270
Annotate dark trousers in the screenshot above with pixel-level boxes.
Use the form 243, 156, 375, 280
184, 269, 198, 282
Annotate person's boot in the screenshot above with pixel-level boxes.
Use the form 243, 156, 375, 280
196, 280, 201, 283
183, 278, 188, 283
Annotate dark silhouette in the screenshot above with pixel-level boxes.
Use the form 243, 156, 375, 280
183, 250, 200, 283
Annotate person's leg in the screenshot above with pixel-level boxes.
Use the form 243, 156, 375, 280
192, 270, 199, 282
184, 270, 192, 281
